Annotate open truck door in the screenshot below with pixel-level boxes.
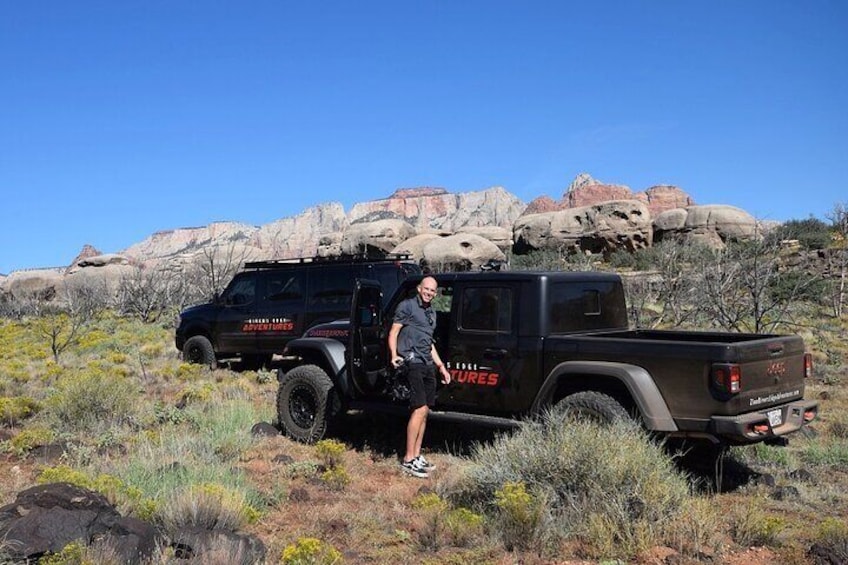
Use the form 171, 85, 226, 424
347, 279, 386, 397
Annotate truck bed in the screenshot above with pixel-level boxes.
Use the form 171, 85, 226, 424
544, 329, 808, 424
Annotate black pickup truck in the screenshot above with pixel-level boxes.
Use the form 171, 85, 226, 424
275, 271, 819, 447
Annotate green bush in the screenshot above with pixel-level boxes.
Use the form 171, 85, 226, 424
315, 439, 346, 469
8, 425, 54, 454
44, 368, 139, 434
0, 395, 41, 426
769, 217, 832, 250
280, 537, 342, 565
448, 409, 701, 560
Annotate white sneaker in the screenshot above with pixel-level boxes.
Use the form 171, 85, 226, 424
400, 459, 429, 478
414, 455, 436, 471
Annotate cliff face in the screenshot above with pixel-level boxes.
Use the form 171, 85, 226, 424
347, 186, 525, 232
115, 187, 525, 264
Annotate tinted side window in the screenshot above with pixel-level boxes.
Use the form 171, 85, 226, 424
222, 274, 256, 306
550, 282, 627, 332
364, 263, 420, 299
308, 266, 356, 307
460, 287, 512, 333
265, 270, 306, 302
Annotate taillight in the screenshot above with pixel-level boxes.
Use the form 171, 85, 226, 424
712, 363, 741, 394
804, 353, 813, 379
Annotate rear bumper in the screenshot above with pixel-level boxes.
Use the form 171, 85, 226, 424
710, 399, 819, 444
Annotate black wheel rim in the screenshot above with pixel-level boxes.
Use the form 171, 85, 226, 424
187, 345, 202, 364
289, 384, 318, 430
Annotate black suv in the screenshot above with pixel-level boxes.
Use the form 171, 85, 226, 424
175, 254, 421, 368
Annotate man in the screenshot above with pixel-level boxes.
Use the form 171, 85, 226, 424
388, 276, 451, 478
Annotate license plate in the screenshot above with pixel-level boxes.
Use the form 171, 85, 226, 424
767, 408, 782, 427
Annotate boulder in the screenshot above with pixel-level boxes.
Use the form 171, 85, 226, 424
654, 205, 758, 248
1, 268, 64, 301
514, 200, 653, 255
456, 226, 513, 252
341, 219, 417, 256
0, 483, 158, 564
421, 233, 506, 272
390, 233, 444, 260
316, 232, 343, 257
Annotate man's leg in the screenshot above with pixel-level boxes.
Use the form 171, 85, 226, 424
405, 405, 428, 463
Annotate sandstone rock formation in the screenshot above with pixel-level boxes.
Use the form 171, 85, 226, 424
420, 233, 506, 272
456, 226, 513, 252
66, 244, 103, 274
654, 205, 758, 248
340, 218, 418, 256
123, 222, 259, 263
250, 203, 347, 259
635, 185, 695, 215
522, 173, 695, 219
2, 268, 65, 301
390, 233, 444, 260
514, 200, 653, 255
348, 186, 524, 232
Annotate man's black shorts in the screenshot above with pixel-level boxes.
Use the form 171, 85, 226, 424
407, 363, 436, 409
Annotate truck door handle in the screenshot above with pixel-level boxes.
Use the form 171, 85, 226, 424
484, 348, 508, 360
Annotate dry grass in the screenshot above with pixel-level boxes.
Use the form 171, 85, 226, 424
0, 312, 846, 564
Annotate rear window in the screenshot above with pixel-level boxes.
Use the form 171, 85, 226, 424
549, 281, 627, 333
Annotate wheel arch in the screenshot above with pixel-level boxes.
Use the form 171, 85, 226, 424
531, 361, 677, 432
281, 338, 351, 397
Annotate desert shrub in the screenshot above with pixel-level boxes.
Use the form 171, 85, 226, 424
769, 217, 832, 250
36, 464, 146, 511
157, 482, 261, 532
280, 537, 342, 565
810, 518, 848, 563
447, 409, 702, 560
319, 466, 351, 491
37, 541, 88, 565
443, 506, 485, 548
0, 395, 41, 426
7, 425, 54, 454
43, 367, 139, 434
730, 499, 786, 547
493, 481, 546, 551
412, 492, 450, 551
315, 439, 346, 469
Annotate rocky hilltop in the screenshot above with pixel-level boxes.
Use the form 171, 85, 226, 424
2, 173, 763, 300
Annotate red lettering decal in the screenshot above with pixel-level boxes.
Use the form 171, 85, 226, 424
487, 373, 499, 386
457, 370, 467, 383
467, 371, 478, 384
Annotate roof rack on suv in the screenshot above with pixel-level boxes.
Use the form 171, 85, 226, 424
244, 253, 414, 269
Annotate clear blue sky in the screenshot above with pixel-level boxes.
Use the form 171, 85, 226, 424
2, 1, 846, 274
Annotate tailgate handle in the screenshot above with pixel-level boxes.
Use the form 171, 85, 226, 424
768, 345, 784, 356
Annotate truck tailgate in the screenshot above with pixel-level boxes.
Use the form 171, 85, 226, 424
723, 335, 806, 413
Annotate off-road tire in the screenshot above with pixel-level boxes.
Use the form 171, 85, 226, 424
182, 336, 217, 368
557, 391, 631, 426
277, 365, 335, 443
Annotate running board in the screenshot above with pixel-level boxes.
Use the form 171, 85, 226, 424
347, 401, 522, 429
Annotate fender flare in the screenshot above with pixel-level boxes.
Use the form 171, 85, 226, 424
531, 361, 677, 432
282, 338, 351, 398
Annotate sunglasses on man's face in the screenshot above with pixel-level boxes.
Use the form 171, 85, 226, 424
425, 309, 434, 325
